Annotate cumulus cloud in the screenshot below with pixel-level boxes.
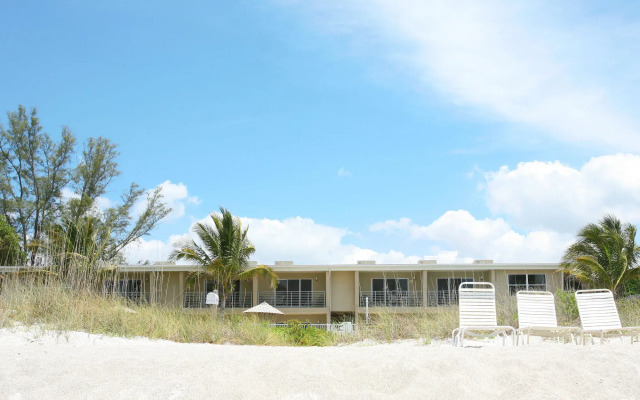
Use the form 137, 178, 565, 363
125, 209, 566, 265
289, 0, 640, 150
133, 180, 200, 221
120, 234, 188, 264
125, 214, 436, 265
241, 216, 427, 264
370, 210, 572, 262
484, 154, 640, 233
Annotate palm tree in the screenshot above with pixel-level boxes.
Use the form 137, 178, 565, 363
170, 207, 277, 316
561, 214, 640, 297
43, 216, 114, 288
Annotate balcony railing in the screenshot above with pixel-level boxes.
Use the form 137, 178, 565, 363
183, 291, 253, 309
426, 290, 461, 306
270, 322, 355, 335
258, 291, 326, 308
103, 290, 152, 304
359, 291, 423, 307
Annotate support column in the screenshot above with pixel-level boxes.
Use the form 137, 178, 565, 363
326, 270, 332, 323
150, 272, 157, 305
252, 275, 259, 306
354, 271, 360, 313
179, 271, 185, 308
422, 271, 428, 306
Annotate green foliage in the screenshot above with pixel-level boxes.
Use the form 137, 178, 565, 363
67, 137, 120, 220
0, 215, 24, 265
44, 216, 112, 281
0, 282, 303, 346
561, 214, 640, 297
0, 105, 75, 261
0, 105, 171, 266
623, 279, 640, 296
170, 207, 277, 315
555, 290, 579, 325
282, 320, 333, 346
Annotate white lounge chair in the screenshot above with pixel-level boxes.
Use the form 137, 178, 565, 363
516, 291, 579, 345
575, 289, 640, 345
451, 282, 516, 347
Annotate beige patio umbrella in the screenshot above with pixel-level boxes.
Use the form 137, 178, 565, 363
243, 302, 284, 315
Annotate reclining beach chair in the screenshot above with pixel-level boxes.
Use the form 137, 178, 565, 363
575, 289, 640, 345
451, 282, 516, 347
516, 291, 579, 345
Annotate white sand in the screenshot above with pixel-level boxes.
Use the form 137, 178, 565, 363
1, 329, 639, 400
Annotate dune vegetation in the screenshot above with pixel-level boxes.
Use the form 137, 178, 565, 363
3, 274, 639, 347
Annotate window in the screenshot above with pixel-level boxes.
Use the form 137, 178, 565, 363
436, 278, 472, 293
435, 278, 472, 305
103, 279, 142, 301
205, 280, 240, 293
508, 274, 546, 295
371, 278, 409, 292
275, 279, 313, 307
276, 279, 312, 292
564, 275, 583, 292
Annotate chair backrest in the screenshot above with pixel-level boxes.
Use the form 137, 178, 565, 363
575, 289, 622, 330
458, 282, 497, 328
516, 291, 558, 329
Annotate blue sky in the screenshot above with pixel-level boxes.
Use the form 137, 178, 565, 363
2, 0, 640, 264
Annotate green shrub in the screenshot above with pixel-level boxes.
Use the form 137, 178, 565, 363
555, 290, 579, 325
282, 319, 333, 346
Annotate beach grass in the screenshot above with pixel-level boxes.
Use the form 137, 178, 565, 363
2, 277, 640, 346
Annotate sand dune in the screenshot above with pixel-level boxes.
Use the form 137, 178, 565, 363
1, 328, 639, 399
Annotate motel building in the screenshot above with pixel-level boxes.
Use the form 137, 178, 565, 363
8, 259, 565, 324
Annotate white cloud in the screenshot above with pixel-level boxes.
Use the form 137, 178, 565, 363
94, 196, 114, 210
370, 210, 572, 263
61, 187, 80, 201
125, 209, 567, 265
484, 154, 640, 232
120, 234, 187, 264
289, 0, 640, 150
241, 216, 422, 264
134, 180, 200, 221
126, 214, 431, 265
337, 167, 352, 177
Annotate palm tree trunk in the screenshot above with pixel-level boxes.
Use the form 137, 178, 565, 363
219, 292, 226, 318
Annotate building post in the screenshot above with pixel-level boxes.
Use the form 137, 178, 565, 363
326, 270, 331, 324
179, 271, 185, 308
354, 271, 360, 322
253, 275, 259, 306
150, 272, 157, 305
421, 270, 428, 307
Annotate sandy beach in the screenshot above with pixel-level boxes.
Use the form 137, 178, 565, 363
1, 328, 639, 400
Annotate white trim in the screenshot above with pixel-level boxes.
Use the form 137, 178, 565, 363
0, 262, 562, 274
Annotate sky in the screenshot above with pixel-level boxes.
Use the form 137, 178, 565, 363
1, 0, 640, 265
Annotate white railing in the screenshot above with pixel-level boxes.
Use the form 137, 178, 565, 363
183, 291, 252, 309
258, 291, 326, 308
270, 322, 355, 335
359, 290, 423, 307
425, 290, 469, 306
102, 290, 153, 304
